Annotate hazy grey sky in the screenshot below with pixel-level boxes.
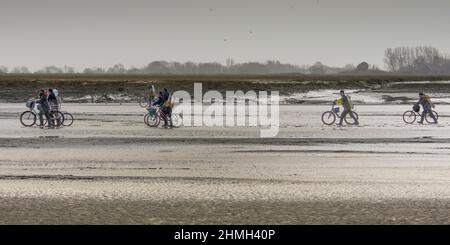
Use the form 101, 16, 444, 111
1, 0, 450, 71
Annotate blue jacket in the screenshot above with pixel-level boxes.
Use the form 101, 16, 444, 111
37, 94, 50, 112
163, 90, 170, 102
152, 96, 164, 107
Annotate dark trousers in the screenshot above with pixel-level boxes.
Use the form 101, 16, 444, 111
339, 108, 358, 125
161, 107, 172, 126
419, 108, 437, 123
39, 110, 53, 126
50, 110, 62, 126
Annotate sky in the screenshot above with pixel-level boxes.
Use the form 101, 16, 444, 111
1, 0, 450, 71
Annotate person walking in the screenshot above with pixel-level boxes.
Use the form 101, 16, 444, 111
417, 92, 437, 124
36, 88, 54, 128
336, 90, 359, 126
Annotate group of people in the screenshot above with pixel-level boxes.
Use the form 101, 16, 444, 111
36, 88, 60, 128
334, 90, 438, 126
147, 85, 174, 128
34, 86, 438, 129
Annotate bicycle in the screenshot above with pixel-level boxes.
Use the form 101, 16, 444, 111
321, 104, 359, 126
53, 95, 74, 127
20, 100, 64, 127
402, 106, 438, 124
144, 106, 183, 128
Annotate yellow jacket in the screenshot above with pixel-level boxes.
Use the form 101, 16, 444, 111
163, 99, 173, 108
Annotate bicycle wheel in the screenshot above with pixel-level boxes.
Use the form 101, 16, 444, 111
145, 113, 160, 127
321, 111, 336, 125
144, 113, 150, 126
139, 98, 149, 108
402, 111, 416, 124
425, 110, 439, 124
20, 111, 36, 127
344, 111, 359, 125
43, 111, 64, 127
62, 112, 74, 127
171, 113, 183, 127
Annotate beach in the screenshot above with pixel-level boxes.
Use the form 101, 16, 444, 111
0, 103, 449, 224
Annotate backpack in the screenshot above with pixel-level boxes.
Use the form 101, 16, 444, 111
163, 99, 173, 108
347, 95, 354, 109
163, 93, 174, 108
425, 95, 432, 105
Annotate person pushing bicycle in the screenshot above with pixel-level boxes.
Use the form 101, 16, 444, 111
416, 92, 437, 124
152, 91, 173, 128
334, 90, 359, 126
36, 88, 54, 129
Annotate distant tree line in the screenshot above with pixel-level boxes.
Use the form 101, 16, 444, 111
2, 46, 450, 75
384, 46, 450, 74
0, 60, 362, 75
82, 60, 322, 75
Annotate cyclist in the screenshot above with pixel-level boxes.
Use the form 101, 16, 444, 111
335, 90, 359, 126
36, 88, 54, 128
416, 92, 437, 124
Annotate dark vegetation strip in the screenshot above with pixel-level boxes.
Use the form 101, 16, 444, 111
0, 137, 447, 148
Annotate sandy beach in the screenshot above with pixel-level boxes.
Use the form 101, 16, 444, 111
0, 103, 450, 224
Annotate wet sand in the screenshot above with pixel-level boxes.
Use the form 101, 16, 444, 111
0, 103, 450, 224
